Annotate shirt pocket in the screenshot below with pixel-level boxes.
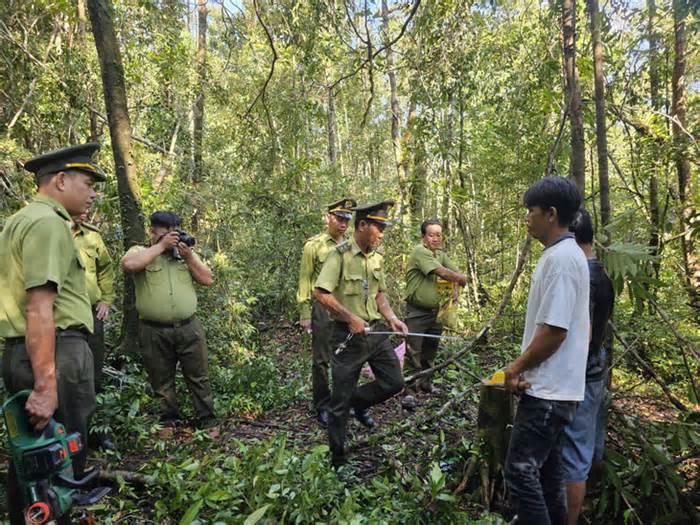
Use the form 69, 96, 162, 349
174, 264, 192, 284
144, 262, 165, 286
343, 268, 364, 296
80, 247, 98, 274
318, 246, 331, 264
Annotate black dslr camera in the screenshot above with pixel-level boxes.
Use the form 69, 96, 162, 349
170, 229, 196, 259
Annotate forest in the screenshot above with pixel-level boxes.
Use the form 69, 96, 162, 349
0, 0, 698, 523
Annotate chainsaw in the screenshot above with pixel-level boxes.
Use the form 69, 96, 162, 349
2, 390, 110, 524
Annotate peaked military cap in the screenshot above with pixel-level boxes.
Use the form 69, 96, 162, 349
355, 200, 395, 226
24, 142, 106, 182
327, 197, 357, 220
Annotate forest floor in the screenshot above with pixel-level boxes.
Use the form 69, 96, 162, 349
2, 323, 696, 523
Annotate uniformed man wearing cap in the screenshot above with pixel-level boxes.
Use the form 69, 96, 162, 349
401, 219, 468, 411
314, 200, 408, 467
72, 211, 117, 450
0, 143, 104, 518
296, 198, 356, 427
121, 211, 217, 430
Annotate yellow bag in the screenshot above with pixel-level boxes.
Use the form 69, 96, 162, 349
437, 296, 459, 330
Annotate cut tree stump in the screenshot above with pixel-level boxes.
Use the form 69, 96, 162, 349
475, 383, 514, 508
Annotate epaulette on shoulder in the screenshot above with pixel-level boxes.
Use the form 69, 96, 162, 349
81, 222, 101, 233
306, 232, 323, 243
336, 241, 351, 253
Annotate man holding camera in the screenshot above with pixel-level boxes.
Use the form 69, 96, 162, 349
121, 211, 216, 429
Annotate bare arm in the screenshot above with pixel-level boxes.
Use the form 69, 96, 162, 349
313, 287, 367, 334
180, 245, 213, 286
121, 232, 179, 273
434, 266, 468, 286
375, 291, 408, 335
24, 285, 59, 430
504, 323, 567, 393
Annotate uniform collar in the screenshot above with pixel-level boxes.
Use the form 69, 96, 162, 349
72, 222, 89, 237
32, 194, 71, 221
322, 231, 346, 244
349, 237, 364, 256
421, 241, 441, 254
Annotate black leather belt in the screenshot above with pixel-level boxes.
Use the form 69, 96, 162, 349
3, 327, 89, 345
141, 315, 195, 329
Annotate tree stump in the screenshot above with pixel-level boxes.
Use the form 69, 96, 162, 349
475, 383, 514, 508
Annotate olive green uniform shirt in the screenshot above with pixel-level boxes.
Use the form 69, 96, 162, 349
296, 232, 341, 321
315, 238, 387, 322
73, 223, 115, 306
405, 243, 457, 310
126, 246, 201, 323
0, 194, 94, 337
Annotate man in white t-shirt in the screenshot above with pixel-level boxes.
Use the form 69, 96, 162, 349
504, 176, 589, 525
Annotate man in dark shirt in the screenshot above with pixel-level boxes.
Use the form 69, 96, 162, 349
561, 207, 615, 525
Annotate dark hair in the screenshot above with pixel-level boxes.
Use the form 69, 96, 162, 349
523, 176, 582, 226
420, 219, 442, 236
150, 211, 181, 228
569, 207, 594, 244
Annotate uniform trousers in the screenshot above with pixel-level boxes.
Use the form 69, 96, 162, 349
404, 303, 443, 392
311, 301, 332, 412
328, 321, 404, 462
138, 316, 215, 421
3, 334, 95, 523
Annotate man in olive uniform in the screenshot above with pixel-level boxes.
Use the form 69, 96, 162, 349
0, 143, 104, 520
121, 211, 216, 429
402, 219, 468, 411
314, 200, 408, 467
297, 198, 356, 426
72, 211, 117, 450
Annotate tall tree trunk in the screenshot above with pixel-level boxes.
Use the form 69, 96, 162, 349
382, 0, 409, 227
327, 87, 338, 172
192, 0, 207, 184
409, 123, 427, 229
647, 0, 662, 281
671, 0, 700, 316
87, 0, 146, 351
587, 0, 610, 239
562, 0, 585, 193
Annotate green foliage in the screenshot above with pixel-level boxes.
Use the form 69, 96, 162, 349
0, 0, 698, 522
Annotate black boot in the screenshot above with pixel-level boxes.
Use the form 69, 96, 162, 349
354, 408, 375, 429
316, 408, 329, 427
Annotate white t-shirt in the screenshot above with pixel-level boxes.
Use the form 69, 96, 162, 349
521, 236, 590, 401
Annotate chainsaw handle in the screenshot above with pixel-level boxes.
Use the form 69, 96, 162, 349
57, 467, 99, 489
41, 419, 59, 440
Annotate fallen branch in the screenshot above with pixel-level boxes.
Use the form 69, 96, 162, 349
649, 298, 700, 362
612, 406, 699, 522
99, 469, 156, 485
610, 322, 688, 412
350, 382, 479, 451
